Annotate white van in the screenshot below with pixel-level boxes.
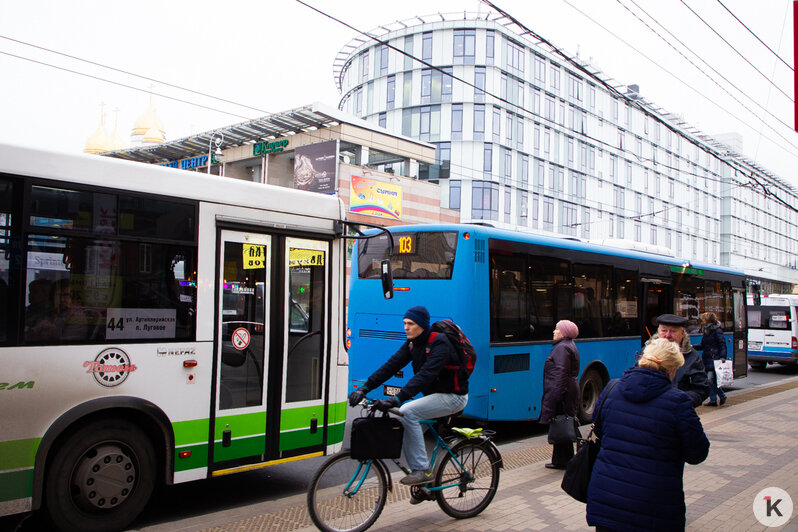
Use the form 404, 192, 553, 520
747, 294, 798, 369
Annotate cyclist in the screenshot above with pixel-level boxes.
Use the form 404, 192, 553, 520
348, 305, 468, 487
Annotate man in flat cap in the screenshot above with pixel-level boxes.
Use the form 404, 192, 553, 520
644, 313, 709, 408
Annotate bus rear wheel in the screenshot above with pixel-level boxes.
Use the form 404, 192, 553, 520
44, 420, 156, 532
749, 361, 767, 370
578, 370, 605, 424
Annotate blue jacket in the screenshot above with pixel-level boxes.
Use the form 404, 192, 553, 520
540, 338, 580, 424
364, 329, 464, 403
586, 367, 710, 531
697, 322, 727, 372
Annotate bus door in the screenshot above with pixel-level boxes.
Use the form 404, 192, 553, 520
732, 287, 747, 378
641, 277, 671, 344
279, 238, 329, 455
213, 230, 272, 465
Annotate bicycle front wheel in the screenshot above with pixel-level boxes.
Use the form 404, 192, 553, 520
434, 439, 500, 519
307, 451, 388, 532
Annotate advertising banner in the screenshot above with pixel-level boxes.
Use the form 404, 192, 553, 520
349, 175, 402, 220
293, 140, 338, 194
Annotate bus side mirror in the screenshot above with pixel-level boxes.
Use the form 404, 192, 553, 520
381, 260, 393, 299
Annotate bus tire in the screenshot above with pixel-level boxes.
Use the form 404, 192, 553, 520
43, 419, 156, 532
578, 369, 605, 424
749, 361, 767, 370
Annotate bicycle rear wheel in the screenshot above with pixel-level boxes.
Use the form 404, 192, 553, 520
307, 451, 388, 532
434, 439, 500, 518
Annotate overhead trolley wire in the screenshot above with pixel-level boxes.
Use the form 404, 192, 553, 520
715, 0, 793, 72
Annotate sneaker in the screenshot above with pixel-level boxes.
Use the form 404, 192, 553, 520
719, 396, 727, 406
705, 401, 718, 407
400, 469, 433, 486
409, 488, 432, 505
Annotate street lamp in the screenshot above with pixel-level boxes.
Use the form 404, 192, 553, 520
208, 132, 224, 174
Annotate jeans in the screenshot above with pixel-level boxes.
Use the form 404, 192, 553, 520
707, 370, 727, 403
398, 392, 468, 471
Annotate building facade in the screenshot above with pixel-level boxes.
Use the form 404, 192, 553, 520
334, 12, 798, 293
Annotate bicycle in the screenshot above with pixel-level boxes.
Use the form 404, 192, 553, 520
306, 399, 503, 532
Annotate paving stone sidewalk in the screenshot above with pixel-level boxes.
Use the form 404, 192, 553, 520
196, 380, 798, 532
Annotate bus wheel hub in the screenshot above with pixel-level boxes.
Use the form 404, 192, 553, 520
73, 444, 135, 511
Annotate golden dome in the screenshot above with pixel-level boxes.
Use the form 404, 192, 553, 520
132, 99, 165, 137
84, 117, 113, 154
142, 124, 164, 144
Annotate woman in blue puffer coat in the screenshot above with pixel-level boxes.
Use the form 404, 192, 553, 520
696, 311, 728, 406
586, 338, 710, 532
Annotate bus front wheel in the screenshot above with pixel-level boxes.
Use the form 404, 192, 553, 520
578, 370, 605, 424
44, 419, 156, 532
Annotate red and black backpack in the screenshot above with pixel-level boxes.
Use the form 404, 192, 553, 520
426, 319, 477, 393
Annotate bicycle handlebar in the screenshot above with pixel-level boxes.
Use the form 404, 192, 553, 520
358, 398, 403, 417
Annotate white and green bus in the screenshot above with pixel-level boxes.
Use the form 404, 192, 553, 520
0, 143, 367, 531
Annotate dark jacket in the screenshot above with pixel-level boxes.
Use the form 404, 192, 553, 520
646, 333, 709, 408
364, 329, 465, 403
586, 367, 710, 532
697, 322, 727, 372
540, 338, 580, 424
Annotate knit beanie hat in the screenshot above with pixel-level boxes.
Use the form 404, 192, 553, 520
403, 305, 430, 330
556, 320, 579, 339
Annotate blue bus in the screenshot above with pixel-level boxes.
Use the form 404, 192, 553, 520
347, 224, 748, 423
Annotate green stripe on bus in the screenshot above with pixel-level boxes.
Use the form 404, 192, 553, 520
213, 435, 266, 462
173, 419, 209, 446
279, 402, 347, 431
0, 470, 33, 502
326, 422, 345, 445
279, 429, 323, 451
213, 412, 267, 439
0, 438, 39, 470
173, 443, 209, 472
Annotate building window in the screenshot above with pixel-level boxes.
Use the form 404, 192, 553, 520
449, 180, 461, 209
492, 107, 501, 142
650, 225, 657, 245
505, 188, 511, 223
534, 125, 541, 155
516, 115, 524, 150
532, 194, 539, 228
617, 217, 625, 239
545, 96, 555, 121
615, 186, 624, 213
505, 113, 513, 145
519, 191, 529, 225
582, 208, 590, 239
534, 56, 545, 85
503, 148, 512, 183
451, 103, 463, 140
609, 155, 617, 181
534, 158, 544, 189
472, 180, 499, 220
519, 154, 529, 187
354, 87, 363, 116
386, 75, 395, 110
404, 35, 414, 70
483, 143, 493, 179
486, 30, 495, 64
634, 222, 642, 243
543, 198, 554, 231
440, 67, 453, 103
422, 32, 432, 62
626, 160, 632, 185
379, 44, 388, 75
360, 50, 369, 82
561, 203, 577, 236
421, 69, 431, 103
506, 39, 525, 76
402, 71, 412, 106
568, 74, 583, 102
474, 104, 485, 140
550, 64, 560, 92
474, 66, 486, 102
378, 112, 386, 128
453, 29, 476, 64
669, 178, 675, 200
567, 137, 574, 166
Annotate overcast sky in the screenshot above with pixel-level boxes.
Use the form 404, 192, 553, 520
1, 0, 795, 185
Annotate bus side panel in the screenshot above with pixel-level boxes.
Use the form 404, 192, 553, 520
0, 342, 214, 513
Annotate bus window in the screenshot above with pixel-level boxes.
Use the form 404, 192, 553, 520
358, 231, 457, 279
613, 268, 640, 336
490, 254, 529, 341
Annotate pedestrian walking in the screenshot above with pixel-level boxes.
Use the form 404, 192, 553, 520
695, 311, 728, 406
540, 319, 580, 469
644, 313, 709, 408
586, 338, 710, 531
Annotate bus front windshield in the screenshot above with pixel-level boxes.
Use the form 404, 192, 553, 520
357, 231, 458, 280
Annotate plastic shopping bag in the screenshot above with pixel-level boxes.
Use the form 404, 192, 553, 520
714, 359, 733, 388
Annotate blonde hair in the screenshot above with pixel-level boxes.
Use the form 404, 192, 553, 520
639, 338, 685, 374
701, 312, 717, 324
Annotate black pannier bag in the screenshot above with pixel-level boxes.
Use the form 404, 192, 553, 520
350, 412, 404, 460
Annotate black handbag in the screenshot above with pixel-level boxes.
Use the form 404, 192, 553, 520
561, 379, 618, 502
350, 412, 403, 460
547, 414, 578, 444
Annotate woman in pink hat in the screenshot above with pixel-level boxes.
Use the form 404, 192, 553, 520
540, 320, 580, 469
